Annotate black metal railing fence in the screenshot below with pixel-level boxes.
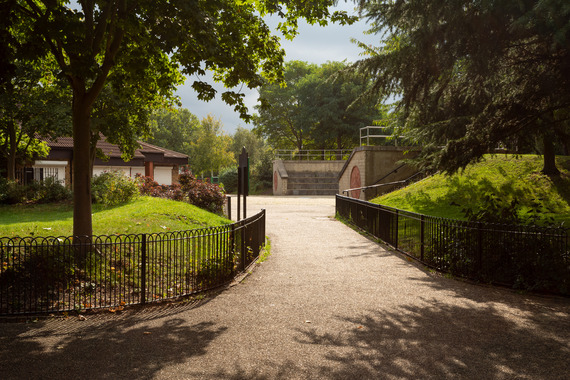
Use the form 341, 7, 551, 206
336, 195, 570, 295
0, 209, 266, 315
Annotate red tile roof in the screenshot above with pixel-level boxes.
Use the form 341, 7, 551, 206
41, 135, 187, 162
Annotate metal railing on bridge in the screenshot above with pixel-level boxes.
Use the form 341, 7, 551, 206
275, 149, 352, 161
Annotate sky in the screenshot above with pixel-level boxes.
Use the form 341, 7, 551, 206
174, 3, 379, 134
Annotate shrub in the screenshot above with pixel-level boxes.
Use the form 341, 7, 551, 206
136, 175, 165, 197
179, 171, 225, 213
0, 178, 25, 204
92, 171, 139, 206
0, 177, 71, 204
219, 166, 238, 193
36, 177, 72, 203
195, 256, 233, 288
136, 175, 185, 201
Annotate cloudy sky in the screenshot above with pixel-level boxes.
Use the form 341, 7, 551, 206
174, 3, 379, 134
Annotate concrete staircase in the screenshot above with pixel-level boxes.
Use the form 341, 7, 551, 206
285, 171, 339, 195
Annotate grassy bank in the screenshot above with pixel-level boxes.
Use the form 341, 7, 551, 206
371, 155, 570, 226
0, 196, 230, 237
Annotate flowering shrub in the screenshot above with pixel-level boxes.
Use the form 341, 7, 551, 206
179, 171, 225, 214
135, 171, 225, 213
136, 175, 165, 197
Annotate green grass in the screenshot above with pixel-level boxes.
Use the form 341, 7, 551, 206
0, 196, 231, 237
370, 155, 570, 225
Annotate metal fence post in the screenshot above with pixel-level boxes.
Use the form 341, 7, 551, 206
420, 215, 425, 261
141, 233, 147, 305
477, 222, 483, 275
394, 209, 399, 249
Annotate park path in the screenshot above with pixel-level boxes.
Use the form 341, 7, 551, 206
1, 196, 569, 379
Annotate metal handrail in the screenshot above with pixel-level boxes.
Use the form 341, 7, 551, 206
343, 171, 424, 196
275, 149, 352, 160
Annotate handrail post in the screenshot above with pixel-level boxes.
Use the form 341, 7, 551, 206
141, 233, 147, 305
394, 209, 399, 249
420, 215, 425, 261
477, 222, 483, 275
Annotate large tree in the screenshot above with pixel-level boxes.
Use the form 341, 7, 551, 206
6, 0, 354, 239
0, 9, 71, 180
146, 107, 200, 155
253, 61, 318, 151
299, 61, 379, 151
354, 0, 570, 175
254, 60, 380, 151
188, 115, 234, 177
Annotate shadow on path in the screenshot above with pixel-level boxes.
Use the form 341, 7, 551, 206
0, 301, 227, 380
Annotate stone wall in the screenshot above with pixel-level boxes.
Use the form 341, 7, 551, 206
338, 146, 419, 200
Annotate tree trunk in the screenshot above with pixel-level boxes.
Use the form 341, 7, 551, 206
542, 131, 560, 176
72, 94, 94, 239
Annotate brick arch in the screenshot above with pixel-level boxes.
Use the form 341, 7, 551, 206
350, 166, 361, 199
273, 171, 278, 192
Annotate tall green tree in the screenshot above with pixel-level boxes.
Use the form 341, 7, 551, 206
254, 60, 380, 151
354, 0, 570, 175
231, 126, 266, 167
0, 56, 71, 180
7, 0, 354, 239
300, 61, 379, 150
146, 107, 200, 155
189, 115, 235, 177
254, 61, 318, 150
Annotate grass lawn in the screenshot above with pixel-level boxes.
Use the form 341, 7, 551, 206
371, 155, 570, 226
0, 196, 231, 237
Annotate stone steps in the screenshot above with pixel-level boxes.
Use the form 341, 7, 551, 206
285, 171, 338, 195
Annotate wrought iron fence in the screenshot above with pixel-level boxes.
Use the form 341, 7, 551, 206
336, 195, 570, 295
0, 210, 266, 315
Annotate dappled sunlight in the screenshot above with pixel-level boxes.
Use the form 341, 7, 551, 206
0, 308, 228, 379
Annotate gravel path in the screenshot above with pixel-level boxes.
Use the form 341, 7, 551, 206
1, 196, 569, 379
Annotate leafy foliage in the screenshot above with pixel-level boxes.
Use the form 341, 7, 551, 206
136, 171, 226, 213
0, 176, 71, 204
254, 60, 381, 150
219, 166, 238, 194
188, 115, 235, 176
146, 107, 200, 156
372, 155, 570, 225
7, 0, 354, 238
354, 0, 570, 175
91, 171, 139, 206
179, 171, 226, 214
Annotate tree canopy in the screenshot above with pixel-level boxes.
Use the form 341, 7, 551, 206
147, 107, 200, 157
354, 0, 570, 175
5, 0, 354, 238
253, 60, 381, 151
188, 115, 234, 177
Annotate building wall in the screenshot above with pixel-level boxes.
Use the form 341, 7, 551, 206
339, 146, 420, 200
32, 160, 67, 185
154, 166, 173, 186
272, 160, 345, 195
93, 165, 146, 181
